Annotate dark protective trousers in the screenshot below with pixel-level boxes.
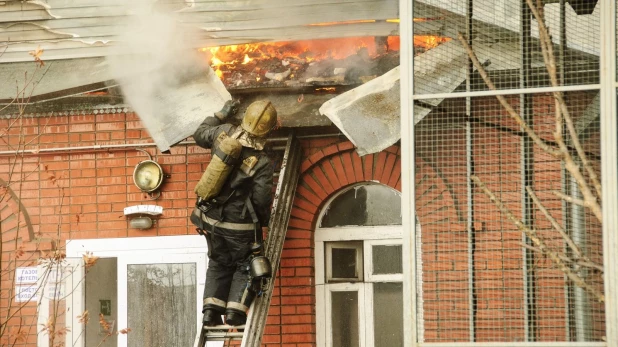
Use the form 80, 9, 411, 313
202, 224, 256, 315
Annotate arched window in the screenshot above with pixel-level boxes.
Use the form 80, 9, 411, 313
319, 184, 402, 227
315, 183, 408, 347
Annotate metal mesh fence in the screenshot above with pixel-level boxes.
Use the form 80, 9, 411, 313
413, 0, 600, 96
414, 92, 604, 343
412, 0, 605, 342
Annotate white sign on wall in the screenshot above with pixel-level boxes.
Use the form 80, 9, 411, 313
15, 285, 38, 302
15, 267, 38, 284
43, 283, 65, 300
123, 205, 163, 216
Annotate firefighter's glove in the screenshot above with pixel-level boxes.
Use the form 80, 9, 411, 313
214, 99, 240, 122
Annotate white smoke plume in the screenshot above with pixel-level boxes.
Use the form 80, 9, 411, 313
106, 1, 230, 152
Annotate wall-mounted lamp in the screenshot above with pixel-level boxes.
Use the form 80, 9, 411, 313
133, 149, 166, 199
129, 216, 153, 229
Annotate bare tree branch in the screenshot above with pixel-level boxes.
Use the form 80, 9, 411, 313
526, 186, 585, 259
524, 0, 603, 200
551, 89, 602, 222
457, 33, 562, 157
472, 175, 604, 302
551, 189, 594, 210
520, 243, 604, 272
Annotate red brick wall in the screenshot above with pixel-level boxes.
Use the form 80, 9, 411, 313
0, 112, 403, 346
0, 93, 606, 346
0, 112, 212, 346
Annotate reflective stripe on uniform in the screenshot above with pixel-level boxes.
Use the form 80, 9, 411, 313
203, 297, 227, 309
226, 301, 249, 313
194, 207, 255, 230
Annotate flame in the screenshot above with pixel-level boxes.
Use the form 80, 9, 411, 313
206, 37, 389, 62
414, 35, 450, 50
203, 36, 401, 79
201, 31, 448, 84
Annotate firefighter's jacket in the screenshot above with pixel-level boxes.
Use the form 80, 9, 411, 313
190, 115, 274, 229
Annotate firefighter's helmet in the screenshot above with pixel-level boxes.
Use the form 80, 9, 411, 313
241, 100, 277, 138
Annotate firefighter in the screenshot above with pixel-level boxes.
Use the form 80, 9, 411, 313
190, 99, 277, 327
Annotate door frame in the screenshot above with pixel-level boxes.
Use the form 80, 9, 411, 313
66, 235, 207, 257
65, 235, 208, 346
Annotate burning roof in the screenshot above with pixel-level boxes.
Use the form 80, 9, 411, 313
0, 0, 599, 100
200, 35, 453, 90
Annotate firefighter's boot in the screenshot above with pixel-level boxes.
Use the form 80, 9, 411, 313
224, 309, 246, 326
203, 308, 224, 326
225, 285, 256, 326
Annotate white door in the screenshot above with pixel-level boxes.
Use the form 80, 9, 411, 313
117, 253, 205, 347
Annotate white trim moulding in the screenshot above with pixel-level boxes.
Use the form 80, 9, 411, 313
399, 0, 417, 346
412, 84, 601, 101
418, 343, 606, 347
599, 0, 618, 346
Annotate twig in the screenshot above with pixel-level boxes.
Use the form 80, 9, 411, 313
9, 317, 23, 347
552, 190, 586, 207
526, 187, 584, 259
552, 184, 600, 224
524, 0, 603, 200
471, 175, 605, 302
457, 33, 561, 157
520, 243, 604, 272
551, 87, 602, 222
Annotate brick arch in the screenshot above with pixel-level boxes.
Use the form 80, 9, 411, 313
291, 141, 460, 230
270, 141, 467, 345
287, 140, 461, 232
291, 140, 402, 231
0, 178, 34, 243
414, 156, 461, 228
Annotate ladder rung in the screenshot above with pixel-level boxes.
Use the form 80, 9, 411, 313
202, 324, 245, 331
202, 332, 244, 339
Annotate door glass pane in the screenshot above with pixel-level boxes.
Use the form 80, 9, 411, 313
127, 263, 196, 347
331, 291, 359, 347
372, 244, 403, 274
373, 282, 403, 347
332, 248, 359, 279
85, 258, 118, 347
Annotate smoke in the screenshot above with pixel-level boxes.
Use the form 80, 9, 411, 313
106, 1, 229, 152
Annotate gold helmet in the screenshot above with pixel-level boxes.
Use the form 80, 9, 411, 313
241, 100, 277, 138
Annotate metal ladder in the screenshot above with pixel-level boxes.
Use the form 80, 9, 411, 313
196, 133, 303, 346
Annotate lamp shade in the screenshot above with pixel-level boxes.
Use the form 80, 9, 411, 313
129, 216, 153, 229
133, 160, 164, 192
